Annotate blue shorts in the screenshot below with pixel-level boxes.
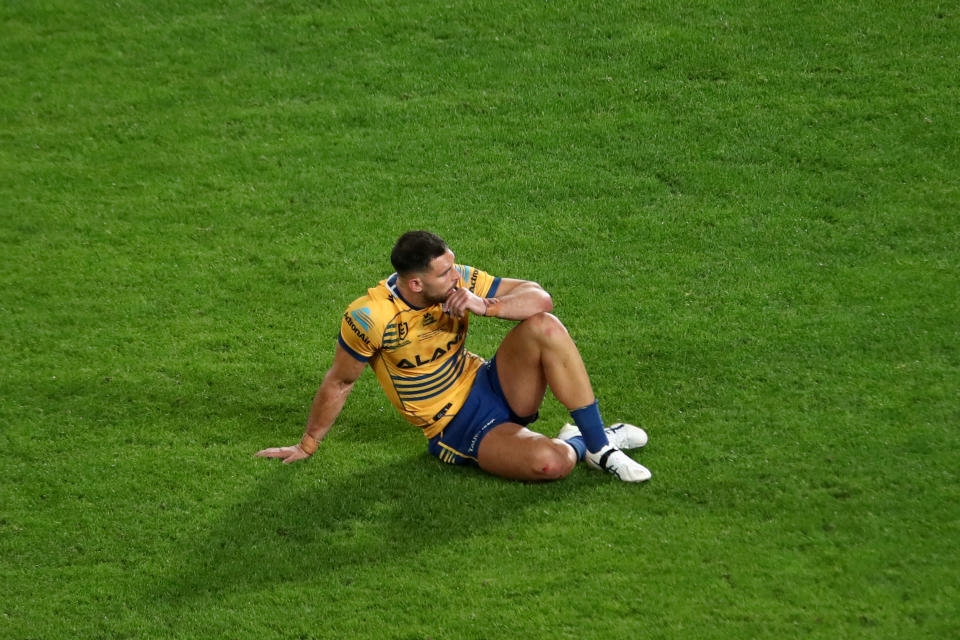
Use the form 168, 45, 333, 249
427, 356, 539, 466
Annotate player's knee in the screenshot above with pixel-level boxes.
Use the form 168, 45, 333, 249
520, 312, 569, 344
530, 444, 575, 481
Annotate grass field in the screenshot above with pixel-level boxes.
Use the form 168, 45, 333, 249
2, 1, 958, 638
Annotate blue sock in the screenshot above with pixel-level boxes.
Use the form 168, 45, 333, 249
570, 400, 609, 453
563, 435, 587, 461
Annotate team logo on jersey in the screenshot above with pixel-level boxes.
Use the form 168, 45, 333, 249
383, 320, 411, 350
422, 312, 437, 327
350, 307, 373, 331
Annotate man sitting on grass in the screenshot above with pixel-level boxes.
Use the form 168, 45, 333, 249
256, 230, 651, 482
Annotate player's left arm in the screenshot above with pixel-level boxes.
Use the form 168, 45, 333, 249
484, 277, 553, 319
445, 277, 553, 320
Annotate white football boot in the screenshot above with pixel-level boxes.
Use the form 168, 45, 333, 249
557, 422, 648, 450
586, 445, 652, 482
556, 423, 652, 483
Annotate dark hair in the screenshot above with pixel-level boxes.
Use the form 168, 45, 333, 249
391, 230, 449, 275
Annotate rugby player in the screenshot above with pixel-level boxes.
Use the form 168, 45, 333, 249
256, 231, 651, 482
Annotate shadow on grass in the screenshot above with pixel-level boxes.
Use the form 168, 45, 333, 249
150, 449, 590, 604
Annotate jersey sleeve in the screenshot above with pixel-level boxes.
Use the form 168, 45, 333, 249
338, 296, 382, 362
455, 264, 501, 299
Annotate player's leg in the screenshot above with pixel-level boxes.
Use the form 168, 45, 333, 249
493, 312, 594, 417
494, 312, 607, 454
495, 312, 652, 482
429, 356, 576, 482
476, 422, 577, 481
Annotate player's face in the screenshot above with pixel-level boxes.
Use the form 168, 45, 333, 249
419, 250, 460, 305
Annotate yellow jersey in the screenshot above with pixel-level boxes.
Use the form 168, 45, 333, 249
338, 265, 501, 438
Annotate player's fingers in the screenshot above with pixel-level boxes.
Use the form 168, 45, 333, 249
282, 451, 305, 464
255, 447, 286, 458
452, 290, 481, 316
447, 294, 469, 316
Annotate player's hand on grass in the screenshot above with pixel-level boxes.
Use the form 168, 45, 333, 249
255, 445, 311, 464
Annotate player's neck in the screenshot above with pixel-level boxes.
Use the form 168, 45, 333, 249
395, 277, 428, 309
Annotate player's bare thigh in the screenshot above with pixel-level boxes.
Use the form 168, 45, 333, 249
477, 422, 575, 482
493, 313, 558, 417
495, 312, 594, 415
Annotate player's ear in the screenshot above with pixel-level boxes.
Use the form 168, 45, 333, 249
408, 276, 423, 293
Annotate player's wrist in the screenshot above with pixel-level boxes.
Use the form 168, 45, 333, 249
298, 433, 319, 456
483, 298, 503, 317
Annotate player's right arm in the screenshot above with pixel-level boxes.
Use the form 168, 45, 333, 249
255, 343, 367, 464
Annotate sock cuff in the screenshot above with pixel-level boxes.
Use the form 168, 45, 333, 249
562, 435, 587, 461
570, 400, 609, 453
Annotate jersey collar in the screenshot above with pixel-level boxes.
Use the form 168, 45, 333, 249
386, 273, 425, 310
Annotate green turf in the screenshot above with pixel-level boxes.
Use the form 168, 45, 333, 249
2, 1, 958, 638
